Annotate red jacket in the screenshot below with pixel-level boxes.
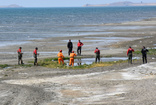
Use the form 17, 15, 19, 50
33, 49, 37, 55
127, 48, 134, 55
77, 42, 83, 47
94, 49, 100, 54
17, 49, 21, 53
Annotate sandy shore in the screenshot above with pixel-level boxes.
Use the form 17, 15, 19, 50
0, 18, 156, 105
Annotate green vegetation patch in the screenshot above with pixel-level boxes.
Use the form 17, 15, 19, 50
35, 57, 131, 69
0, 64, 9, 68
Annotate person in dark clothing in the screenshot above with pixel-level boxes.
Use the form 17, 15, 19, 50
33, 47, 39, 66
127, 46, 134, 64
77, 40, 84, 55
17, 47, 24, 65
67, 39, 73, 56
141, 46, 149, 64
94, 47, 100, 63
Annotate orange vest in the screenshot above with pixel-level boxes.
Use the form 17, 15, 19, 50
57, 52, 64, 58
70, 53, 77, 58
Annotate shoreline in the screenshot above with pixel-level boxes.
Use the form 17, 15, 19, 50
0, 17, 156, 64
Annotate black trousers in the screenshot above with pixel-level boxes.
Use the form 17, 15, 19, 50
77, 47, 81, 55
18, 55, 23, 64
128, 53, 132, 64
95, 55, 100, 63
68, 48, 72, 55
34, 55, 37, 65
142, 54, 147, 64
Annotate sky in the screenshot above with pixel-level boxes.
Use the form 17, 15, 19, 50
0, 0, 156, 7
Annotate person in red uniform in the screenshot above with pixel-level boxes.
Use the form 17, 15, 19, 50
69, 51, 77, 66
127, 46, 134, 64
57, 50, 64, 65
94, 47, 100, 63
77, 40, 83, 55
17, 47, 24, 65
33, 47, 39, 66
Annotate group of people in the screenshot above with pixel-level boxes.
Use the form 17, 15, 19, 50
17, 39, 149, 66
127, 46, 149, 64
17, 47, 39, 66
58, 39, 83, 66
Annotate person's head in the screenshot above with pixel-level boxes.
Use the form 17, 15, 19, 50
35, 47, 38, 50
72, 51, 74, 53
129, 46, 131, 48
60, 50, 62, 52
69, 39, 71, 42
19, 47, 22, 49
78, 40, 80, 42
96, 47, 98, 49
143, 46, 145, 49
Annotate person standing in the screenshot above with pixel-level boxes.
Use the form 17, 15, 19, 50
57, 50, 64, 65
17, 47, 24, 65
67, 39, 73, 56
33, 47, 39, 66
77, 40, 83, 55
127, 46, 134, 64
141, 46, 149, 64
94, 47, 100, 63
69, 51, 77, 66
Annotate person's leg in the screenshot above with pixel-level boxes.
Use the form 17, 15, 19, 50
77, 47, 79, 55
61, 58, 64, 64
98, 55, 100, 63
142, 55, 145, 64
95, 56, 97, 63
69, 58, 72, 66
128, 55, 130, 64
18, 56, 20, 65
72, 59, 74, 66
145, 54, 147, 63
58, 58, 61, 64
80, 47, 81, 55
69, 48, 72, 55
130, 55, 132, 64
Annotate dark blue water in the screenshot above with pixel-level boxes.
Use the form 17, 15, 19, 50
0, 7, 156, 46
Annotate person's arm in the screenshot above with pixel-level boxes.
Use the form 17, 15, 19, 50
146, 49, 149, 52
67, 42, 69, 48
71, 42, 73, 48
127, 49, 129, 55
132, 49, 134, 52
81, 42, 84, 46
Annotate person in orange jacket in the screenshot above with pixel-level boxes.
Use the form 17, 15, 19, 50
127, 46, 134, 64
69, 51, 77, 66
17, 47, 24, 65
57, 50, 64, 65
77, 40, 84, 55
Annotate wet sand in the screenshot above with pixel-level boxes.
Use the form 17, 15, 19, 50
0, 18, 156, 105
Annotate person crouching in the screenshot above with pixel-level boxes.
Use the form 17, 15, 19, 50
69, 51, 77, 66
57, 50, 64, 65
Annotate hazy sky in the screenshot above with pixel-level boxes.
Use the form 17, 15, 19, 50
0, 0, 156, 7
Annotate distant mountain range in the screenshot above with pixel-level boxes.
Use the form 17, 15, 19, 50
84, 1, 156, 7
0, 4, 22, 8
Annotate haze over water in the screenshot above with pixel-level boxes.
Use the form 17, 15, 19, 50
0, 6, 156, 46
